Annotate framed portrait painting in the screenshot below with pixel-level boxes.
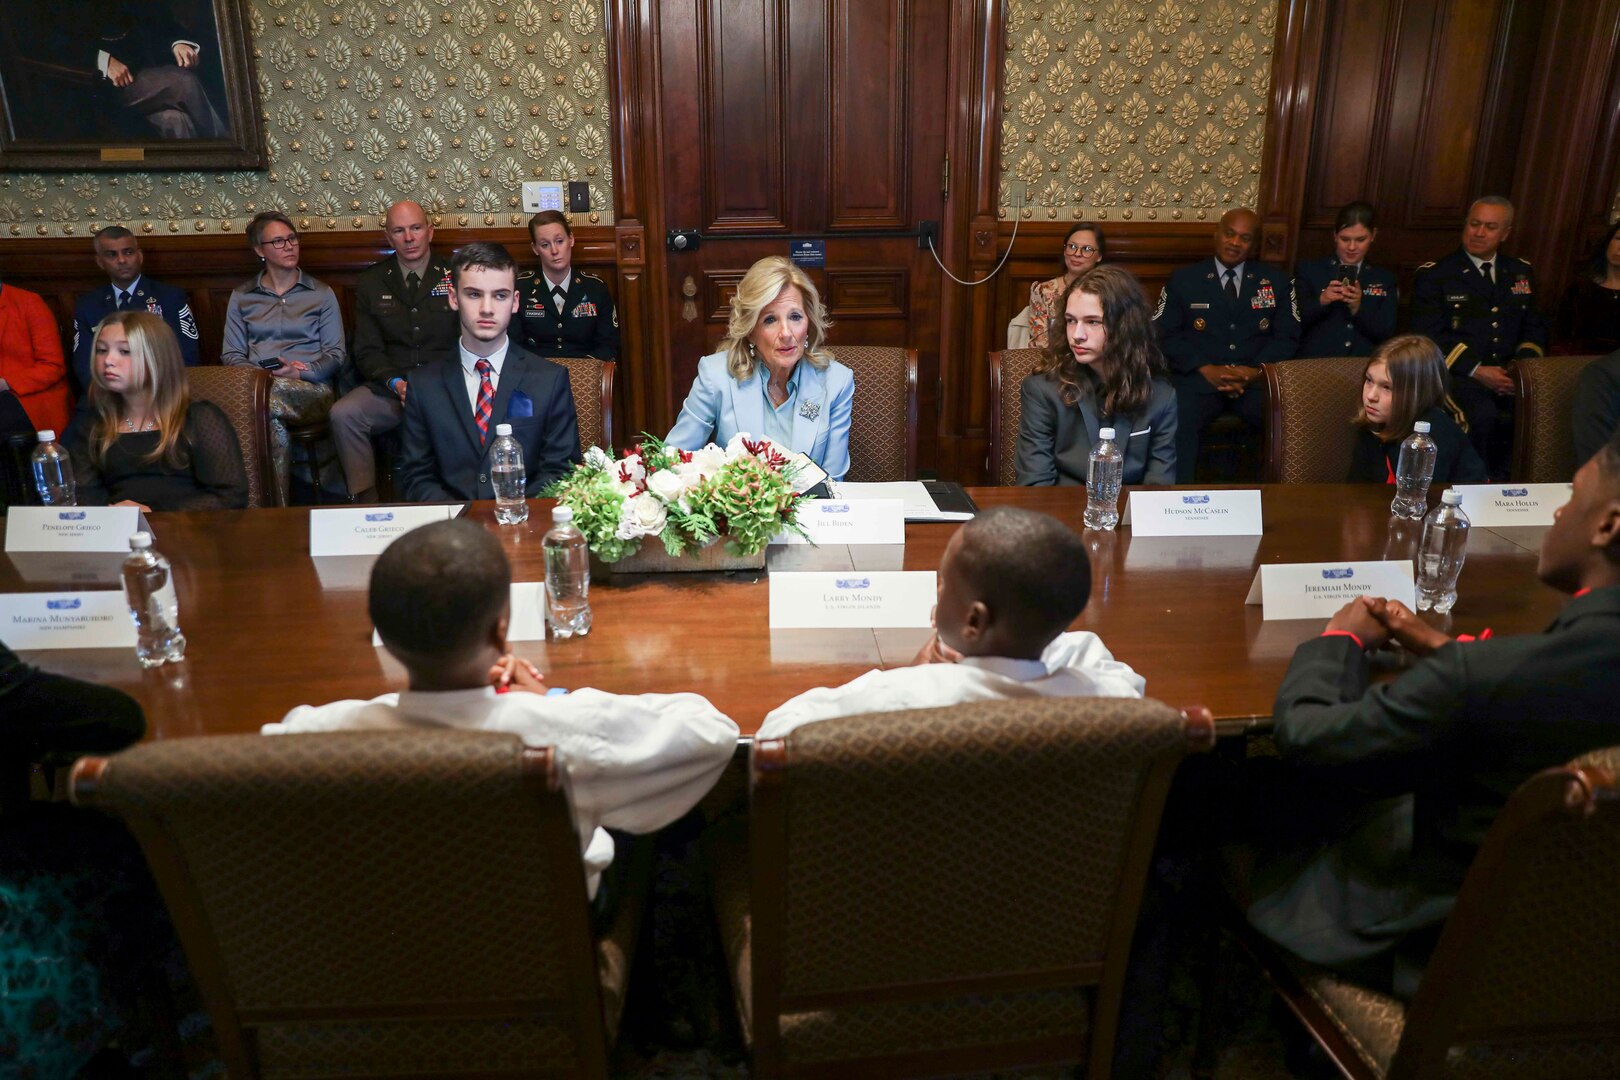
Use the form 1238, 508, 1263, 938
0, 0, 265, 170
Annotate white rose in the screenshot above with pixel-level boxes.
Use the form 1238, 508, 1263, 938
614, 492, 668, 540
645, 468, 687, 504
584, 446, 614, 472
689, 445, 727, 475
724, 432, 756, 461
612, 478, 639, 498
617, 455, 647, 487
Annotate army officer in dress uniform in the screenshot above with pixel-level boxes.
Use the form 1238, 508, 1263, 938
330, 201, 459, 501
517, 210, 619, 361
1411, 196, 1548, 476
71, 226, 198, 397
1293, 201, 1398, 358
1154, 207, 1301, 482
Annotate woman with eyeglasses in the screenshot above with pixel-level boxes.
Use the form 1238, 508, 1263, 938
1028, 223, 1105, 349
221, 211, 345, 383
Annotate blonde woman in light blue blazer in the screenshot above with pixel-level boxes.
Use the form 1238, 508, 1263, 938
667, 256, 854, 481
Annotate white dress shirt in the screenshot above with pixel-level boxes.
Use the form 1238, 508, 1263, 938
264, 686, 739, 897
757, 631, 1145, 740
459, 338, 511, 413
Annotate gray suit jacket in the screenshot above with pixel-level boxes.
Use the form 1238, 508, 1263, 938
1015, 373, 1178, 486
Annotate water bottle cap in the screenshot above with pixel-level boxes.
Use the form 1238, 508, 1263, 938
552, 505, 574, 523
1441, 489, 1462, 505
129, 532, 153, 549
495, 423, 513, 436
36, 429, 55, 442
1098, 427, 1116, 440
1413, 421, 1431, 433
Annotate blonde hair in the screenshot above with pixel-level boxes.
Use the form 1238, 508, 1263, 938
1353, 333, 1451, 442
87, 312, 192, 468
720, 256, 834, 381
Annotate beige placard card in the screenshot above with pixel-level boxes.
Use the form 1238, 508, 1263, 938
0, 591, 136, 650
768, 571, 937, 629
1449, 483, 1570, 527
311, 505, 459, 556
6, 506, 142, 553
1244, 560, 1415, 620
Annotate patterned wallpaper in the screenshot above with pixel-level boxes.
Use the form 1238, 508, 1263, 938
0, 0, 615, 239
998, 0, 1277, 222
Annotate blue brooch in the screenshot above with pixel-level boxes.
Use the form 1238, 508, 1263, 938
798, 399, 821, 421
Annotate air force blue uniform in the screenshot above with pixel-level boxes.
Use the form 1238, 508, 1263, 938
1293, 257, 1398, 358
72, 276, 199, 396
1154, 259, 1300, 481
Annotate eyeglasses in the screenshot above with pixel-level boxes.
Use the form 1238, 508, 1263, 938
1064, 243, 1100, 256
261, 234, 300, 250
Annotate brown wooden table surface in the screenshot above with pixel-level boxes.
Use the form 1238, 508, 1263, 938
2, 485, 1564, 739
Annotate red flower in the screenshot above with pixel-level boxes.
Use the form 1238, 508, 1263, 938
679, 449, 694, 463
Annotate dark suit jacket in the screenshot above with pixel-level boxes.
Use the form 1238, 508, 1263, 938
1154, 259, 1301, 394
349, 256, 459, 393
72, 276, 198, 396
517, 270, 619, 360
1411, 248, 1548, 375
1294, 257, 1398, 358
1015, 373, 1178, 486
1248, 586, 1620, 992
396, 344, 582, 502
1346, 405, 1487, 485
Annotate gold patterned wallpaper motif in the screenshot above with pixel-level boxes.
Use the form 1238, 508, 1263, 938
0, 0, 615, 238
999, 0, 1277, 222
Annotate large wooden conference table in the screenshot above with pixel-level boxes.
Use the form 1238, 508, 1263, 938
3, 485, 1563, 739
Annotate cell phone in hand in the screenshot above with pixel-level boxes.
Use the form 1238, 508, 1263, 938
257, 358, 283, 370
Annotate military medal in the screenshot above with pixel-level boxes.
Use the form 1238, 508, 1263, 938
1259, 318, 1270, 331
1193, 317, 1206, 331
798, 400, 821, 421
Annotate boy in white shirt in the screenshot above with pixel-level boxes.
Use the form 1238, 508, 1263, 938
264, 519, 739, 900
758, 506, 1143, 738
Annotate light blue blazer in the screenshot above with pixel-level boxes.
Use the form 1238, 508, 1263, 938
666, 351, 855, 481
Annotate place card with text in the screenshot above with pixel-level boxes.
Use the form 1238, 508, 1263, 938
771, 499, 905, 545
768, 571, 937, 629
310, 505, 460, 557
374, 581, 547, 646
1244, 560, 1415, 621
0, 591, 136, 650
1126, 489, 1263, 536
6, 506, 142, 553
1449, 483, 1570, 527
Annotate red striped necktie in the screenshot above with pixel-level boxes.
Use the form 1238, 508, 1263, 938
474, 359, 494, 444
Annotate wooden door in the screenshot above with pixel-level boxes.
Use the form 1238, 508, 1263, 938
653, 0, 947, 465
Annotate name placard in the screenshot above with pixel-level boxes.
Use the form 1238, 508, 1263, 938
310, 505, 460, 556
768, 571, 937, 629
0, 591, 136, 650
1127, 490, 1263, 536
1244, 560, 1415, 621
1449, 483, 1570, 527
771, 499, 905, 546
373, 582, 547, 646
6, 506, 142, 553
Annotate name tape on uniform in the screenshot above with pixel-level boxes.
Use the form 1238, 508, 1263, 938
1244, 560, 1415, 621
1126, 490, 1263, 536
310, 505, 461, 556
1448, 483, 1570, 528
6, 506, 142, 553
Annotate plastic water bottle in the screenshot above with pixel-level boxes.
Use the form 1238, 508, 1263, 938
490, 423, 528, 524
543, 505, 592, 638
121, 532, 186, 667
1390, 421, 1437, 520
31, 430, 76, 506
1416, 489, 1471, 614
1083, 427, 1124, 531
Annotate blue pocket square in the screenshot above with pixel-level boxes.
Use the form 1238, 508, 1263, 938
508, 390, 534, 419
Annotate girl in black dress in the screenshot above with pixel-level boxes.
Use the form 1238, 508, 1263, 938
1349, 333, 1487, 485
70, 312, 248, 511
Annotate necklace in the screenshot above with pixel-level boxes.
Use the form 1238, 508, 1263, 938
121, 415, 157, 432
